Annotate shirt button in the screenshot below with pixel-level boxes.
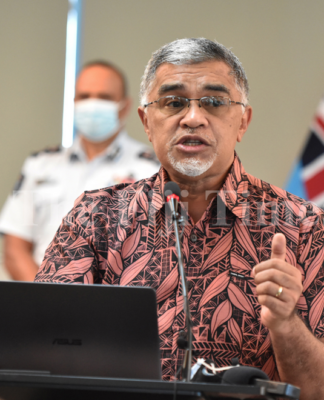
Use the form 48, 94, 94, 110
190, 233, 197, 242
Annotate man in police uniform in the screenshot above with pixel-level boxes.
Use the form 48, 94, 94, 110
0, 60, 159, 281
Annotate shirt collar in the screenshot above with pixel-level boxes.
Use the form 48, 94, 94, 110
152, 152, 254, 221
217, 152, 251, 220
68, 130, 128, 162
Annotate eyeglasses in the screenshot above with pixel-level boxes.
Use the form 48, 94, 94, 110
144, 95, 246, 117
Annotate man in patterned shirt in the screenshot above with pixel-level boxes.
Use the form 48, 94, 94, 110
35, 38, 324, 398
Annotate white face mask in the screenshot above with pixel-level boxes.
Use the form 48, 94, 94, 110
74, 98, 122, 142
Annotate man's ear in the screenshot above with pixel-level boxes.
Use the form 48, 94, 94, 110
119, 97, 132, 120
138, 106, 152, 142
237, 105, 252, 143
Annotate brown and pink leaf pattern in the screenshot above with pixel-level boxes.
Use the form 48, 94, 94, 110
298, 233, 312, 264
121, 223, 141, 259
35, 154, 324, 381
158, 306, 176, 335
151, 191, 163, 211
309, 287, 324, 331
159, 292, 193, 335
303, 246, 324, 292
285, 245, 296, 267
262, 355, 276, 380
201, 230, 233, 272
128, 186, 148, 217
198, 270, 230, 310
211, 299, 232, 337
53, 257, 93, 278
116, 225, 127, 242
107, 248, 123, 276
228, 282, 256, 318
230, 251, 253, 272
234, 222, 259, 265
120, 249, 154, 286
227, 318, 243, 347
296, 294, 308, 311
156, 266, 179, 303
255, 333, 271, 358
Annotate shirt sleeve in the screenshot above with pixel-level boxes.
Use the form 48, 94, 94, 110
0, 157, 35, 242
298, 205, 324, 338
34, 193, 101, 284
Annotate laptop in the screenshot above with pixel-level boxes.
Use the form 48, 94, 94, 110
0, 282, 161, 380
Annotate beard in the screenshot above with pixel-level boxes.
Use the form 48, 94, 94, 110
167, 153, 216, 177
166, 129, 217, 177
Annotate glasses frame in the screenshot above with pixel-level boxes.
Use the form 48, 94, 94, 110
144, 95, 246, 115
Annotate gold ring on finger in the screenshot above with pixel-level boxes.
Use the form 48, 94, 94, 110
275, 286, 283, 298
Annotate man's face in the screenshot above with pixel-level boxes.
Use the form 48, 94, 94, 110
138, 61, 252, 182
74, 65, 129, 121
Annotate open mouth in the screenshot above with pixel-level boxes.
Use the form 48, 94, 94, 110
182, 139, 204, 146
175, 135, 209, 152
177, 135, 208, 146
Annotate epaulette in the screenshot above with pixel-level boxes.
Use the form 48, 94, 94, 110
31, 145, 62, 157
12, 173, 25, 194
138, 149, 160, 165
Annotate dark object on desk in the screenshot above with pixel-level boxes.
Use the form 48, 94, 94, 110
0, 373, 301, 400
222, 365, 269, 385
0, 282, 161, 380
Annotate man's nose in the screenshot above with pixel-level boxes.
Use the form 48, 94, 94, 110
180, 99, 208, 128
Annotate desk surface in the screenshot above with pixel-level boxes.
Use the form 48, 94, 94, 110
0, 372, 300, 400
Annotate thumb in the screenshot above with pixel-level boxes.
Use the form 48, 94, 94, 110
271, 233, 286, 261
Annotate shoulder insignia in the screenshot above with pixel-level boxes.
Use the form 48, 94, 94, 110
31, 145, 62, 157
138, 150, 160, 165
105, 146, 121, 162
69, 153, 80, 162
12, 173, 25, 194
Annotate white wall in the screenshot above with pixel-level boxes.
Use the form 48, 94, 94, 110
0, 1, 68, 278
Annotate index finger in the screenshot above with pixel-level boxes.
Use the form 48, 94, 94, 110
253, 259, 300, 278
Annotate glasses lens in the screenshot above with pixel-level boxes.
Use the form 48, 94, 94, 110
158, 96, 188, 115
201, 96, 229, 116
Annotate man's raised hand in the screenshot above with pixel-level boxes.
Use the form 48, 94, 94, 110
253, 233, 303, 334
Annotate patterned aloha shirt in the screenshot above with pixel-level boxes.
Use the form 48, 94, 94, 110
35, 153, 324, 381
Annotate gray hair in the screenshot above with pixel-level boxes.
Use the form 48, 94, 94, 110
140, 38, 249, 106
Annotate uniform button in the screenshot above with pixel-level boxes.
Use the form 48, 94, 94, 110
190, 233, 197, 242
